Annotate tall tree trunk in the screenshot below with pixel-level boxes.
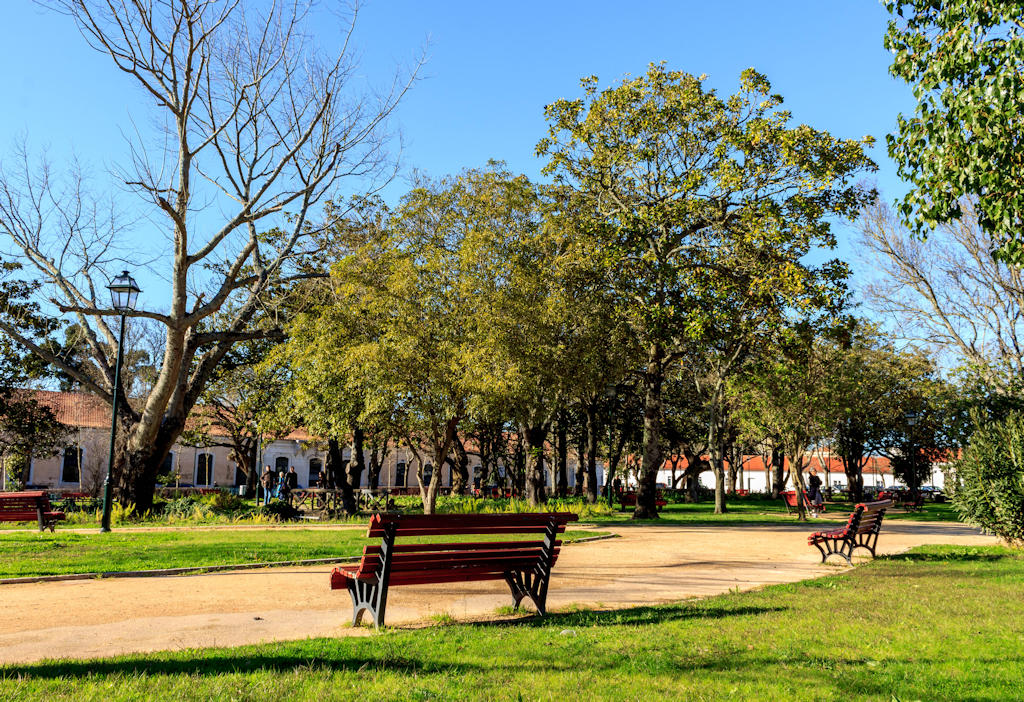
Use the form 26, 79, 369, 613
246, 442, 259, 495
523, 424, 548, 506
555, 415, 568, 498
326, 438, 356, 514
635, 342, 665, 519
771, 444, 786, 498
452, 438, 470, 495
791, 452, 808, 521
348, 426, 366, 488
709, 442, 728, 514
583, 407, 599, 504
573, 423, 586, 496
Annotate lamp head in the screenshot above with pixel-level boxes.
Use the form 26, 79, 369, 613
107, 270, 141, 311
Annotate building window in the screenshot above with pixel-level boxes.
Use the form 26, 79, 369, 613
423, 463, 433, 487
195, 453, 214, 486
275, 456, 289, 473
160, 451, 175, 476
61, 446, 83, 484
395, 461, 406, 487
309, 458, 323, 487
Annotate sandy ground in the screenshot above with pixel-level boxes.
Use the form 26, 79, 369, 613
0, 520, 996, 664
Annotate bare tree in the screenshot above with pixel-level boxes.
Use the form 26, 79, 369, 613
0, 0, 415, 512
859, 200, 1024, 393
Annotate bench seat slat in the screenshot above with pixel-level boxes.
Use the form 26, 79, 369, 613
368, 525, 568, 538
364, 540, 549, 555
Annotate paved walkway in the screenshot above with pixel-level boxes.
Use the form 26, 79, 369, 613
0, 521, 996, 664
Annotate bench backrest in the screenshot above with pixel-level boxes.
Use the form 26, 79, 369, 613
0, 491, 48, 521
356, 512, 578, 585
781, 490, 812, 508
846, 500, 892, 535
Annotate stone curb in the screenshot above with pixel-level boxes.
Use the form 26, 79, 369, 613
0, 532, 619, 585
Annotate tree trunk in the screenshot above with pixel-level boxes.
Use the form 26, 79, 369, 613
635, 342, 665, 519
452, 439, 470, 495
348, 426, 366, 488
573, 423, 586, 497
523, 424, 548, 506
583, 407, 599, 504
709, 442, 728, 514
326, 438, 357, 514
771, 444, 785, 498
843, 451, 866, 503
555, 416, 568, 498
246, 442, 259, 495
791, 453, 808, 521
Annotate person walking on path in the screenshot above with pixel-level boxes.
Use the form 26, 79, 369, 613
807, 468, 824, 516
260, 466, 274, 505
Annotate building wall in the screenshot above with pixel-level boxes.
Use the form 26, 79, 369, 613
15, 433, 602, 493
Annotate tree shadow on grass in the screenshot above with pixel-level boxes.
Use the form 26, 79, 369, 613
458, 601, 787, 630
2, 653, 436, 681
878, 549, 1015, 564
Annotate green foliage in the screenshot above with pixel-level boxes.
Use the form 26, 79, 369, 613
255, 500, 301, 522
199, 490, 247, 513
952, 412, 1024, 546
160, 497, 214, 520
885, 1, 1024, 262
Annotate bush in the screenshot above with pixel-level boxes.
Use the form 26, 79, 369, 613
256, 500, 301, 521
952, 412, 1024, 546
160, 496, 213, 519
201, 490, 245, 513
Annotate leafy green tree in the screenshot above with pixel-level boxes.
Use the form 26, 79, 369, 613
952, 411, 1024, 546
0, 260, 69, 488
538, 64, 875, 517
885, 1, 1024, 262
730, 327, 838, 520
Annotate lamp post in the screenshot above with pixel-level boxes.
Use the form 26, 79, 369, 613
99, 270, 141, 533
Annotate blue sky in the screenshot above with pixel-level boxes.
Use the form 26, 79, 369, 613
0, 1, 914, 293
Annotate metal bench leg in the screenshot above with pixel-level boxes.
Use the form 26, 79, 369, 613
505, 572, 529, 610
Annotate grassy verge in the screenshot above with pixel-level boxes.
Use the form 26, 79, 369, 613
1, 545, 1020, 700
0, 528, 608, 578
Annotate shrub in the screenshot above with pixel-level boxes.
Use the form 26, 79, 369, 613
952, 412, 1024, 546
201, 490, 245, 513
256, 500, 301, 521
161, 496, 213, 519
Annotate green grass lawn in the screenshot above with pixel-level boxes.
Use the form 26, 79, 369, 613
0, 528, 608, 578
1, 544, 1020, 701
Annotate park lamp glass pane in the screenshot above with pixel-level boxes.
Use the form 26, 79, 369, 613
107, 270, 141, 311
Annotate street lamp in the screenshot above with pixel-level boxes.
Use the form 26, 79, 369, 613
100, 270, 141, 533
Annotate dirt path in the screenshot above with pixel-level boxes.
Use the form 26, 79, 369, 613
0, 521, 996, 664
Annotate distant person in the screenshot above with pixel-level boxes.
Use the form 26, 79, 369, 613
275, 470, 289, 500
807, 469, 824, 515
259, 465, 274, 505
287, 465, 299, 491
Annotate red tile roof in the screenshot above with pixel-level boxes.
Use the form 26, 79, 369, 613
24, 389, 314, 441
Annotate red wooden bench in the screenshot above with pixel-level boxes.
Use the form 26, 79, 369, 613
330, 512, 578, 627
808, 500, 892, 565
617, 492, 666, 511
781, 489, 826, 516
0, 491, 66, 532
